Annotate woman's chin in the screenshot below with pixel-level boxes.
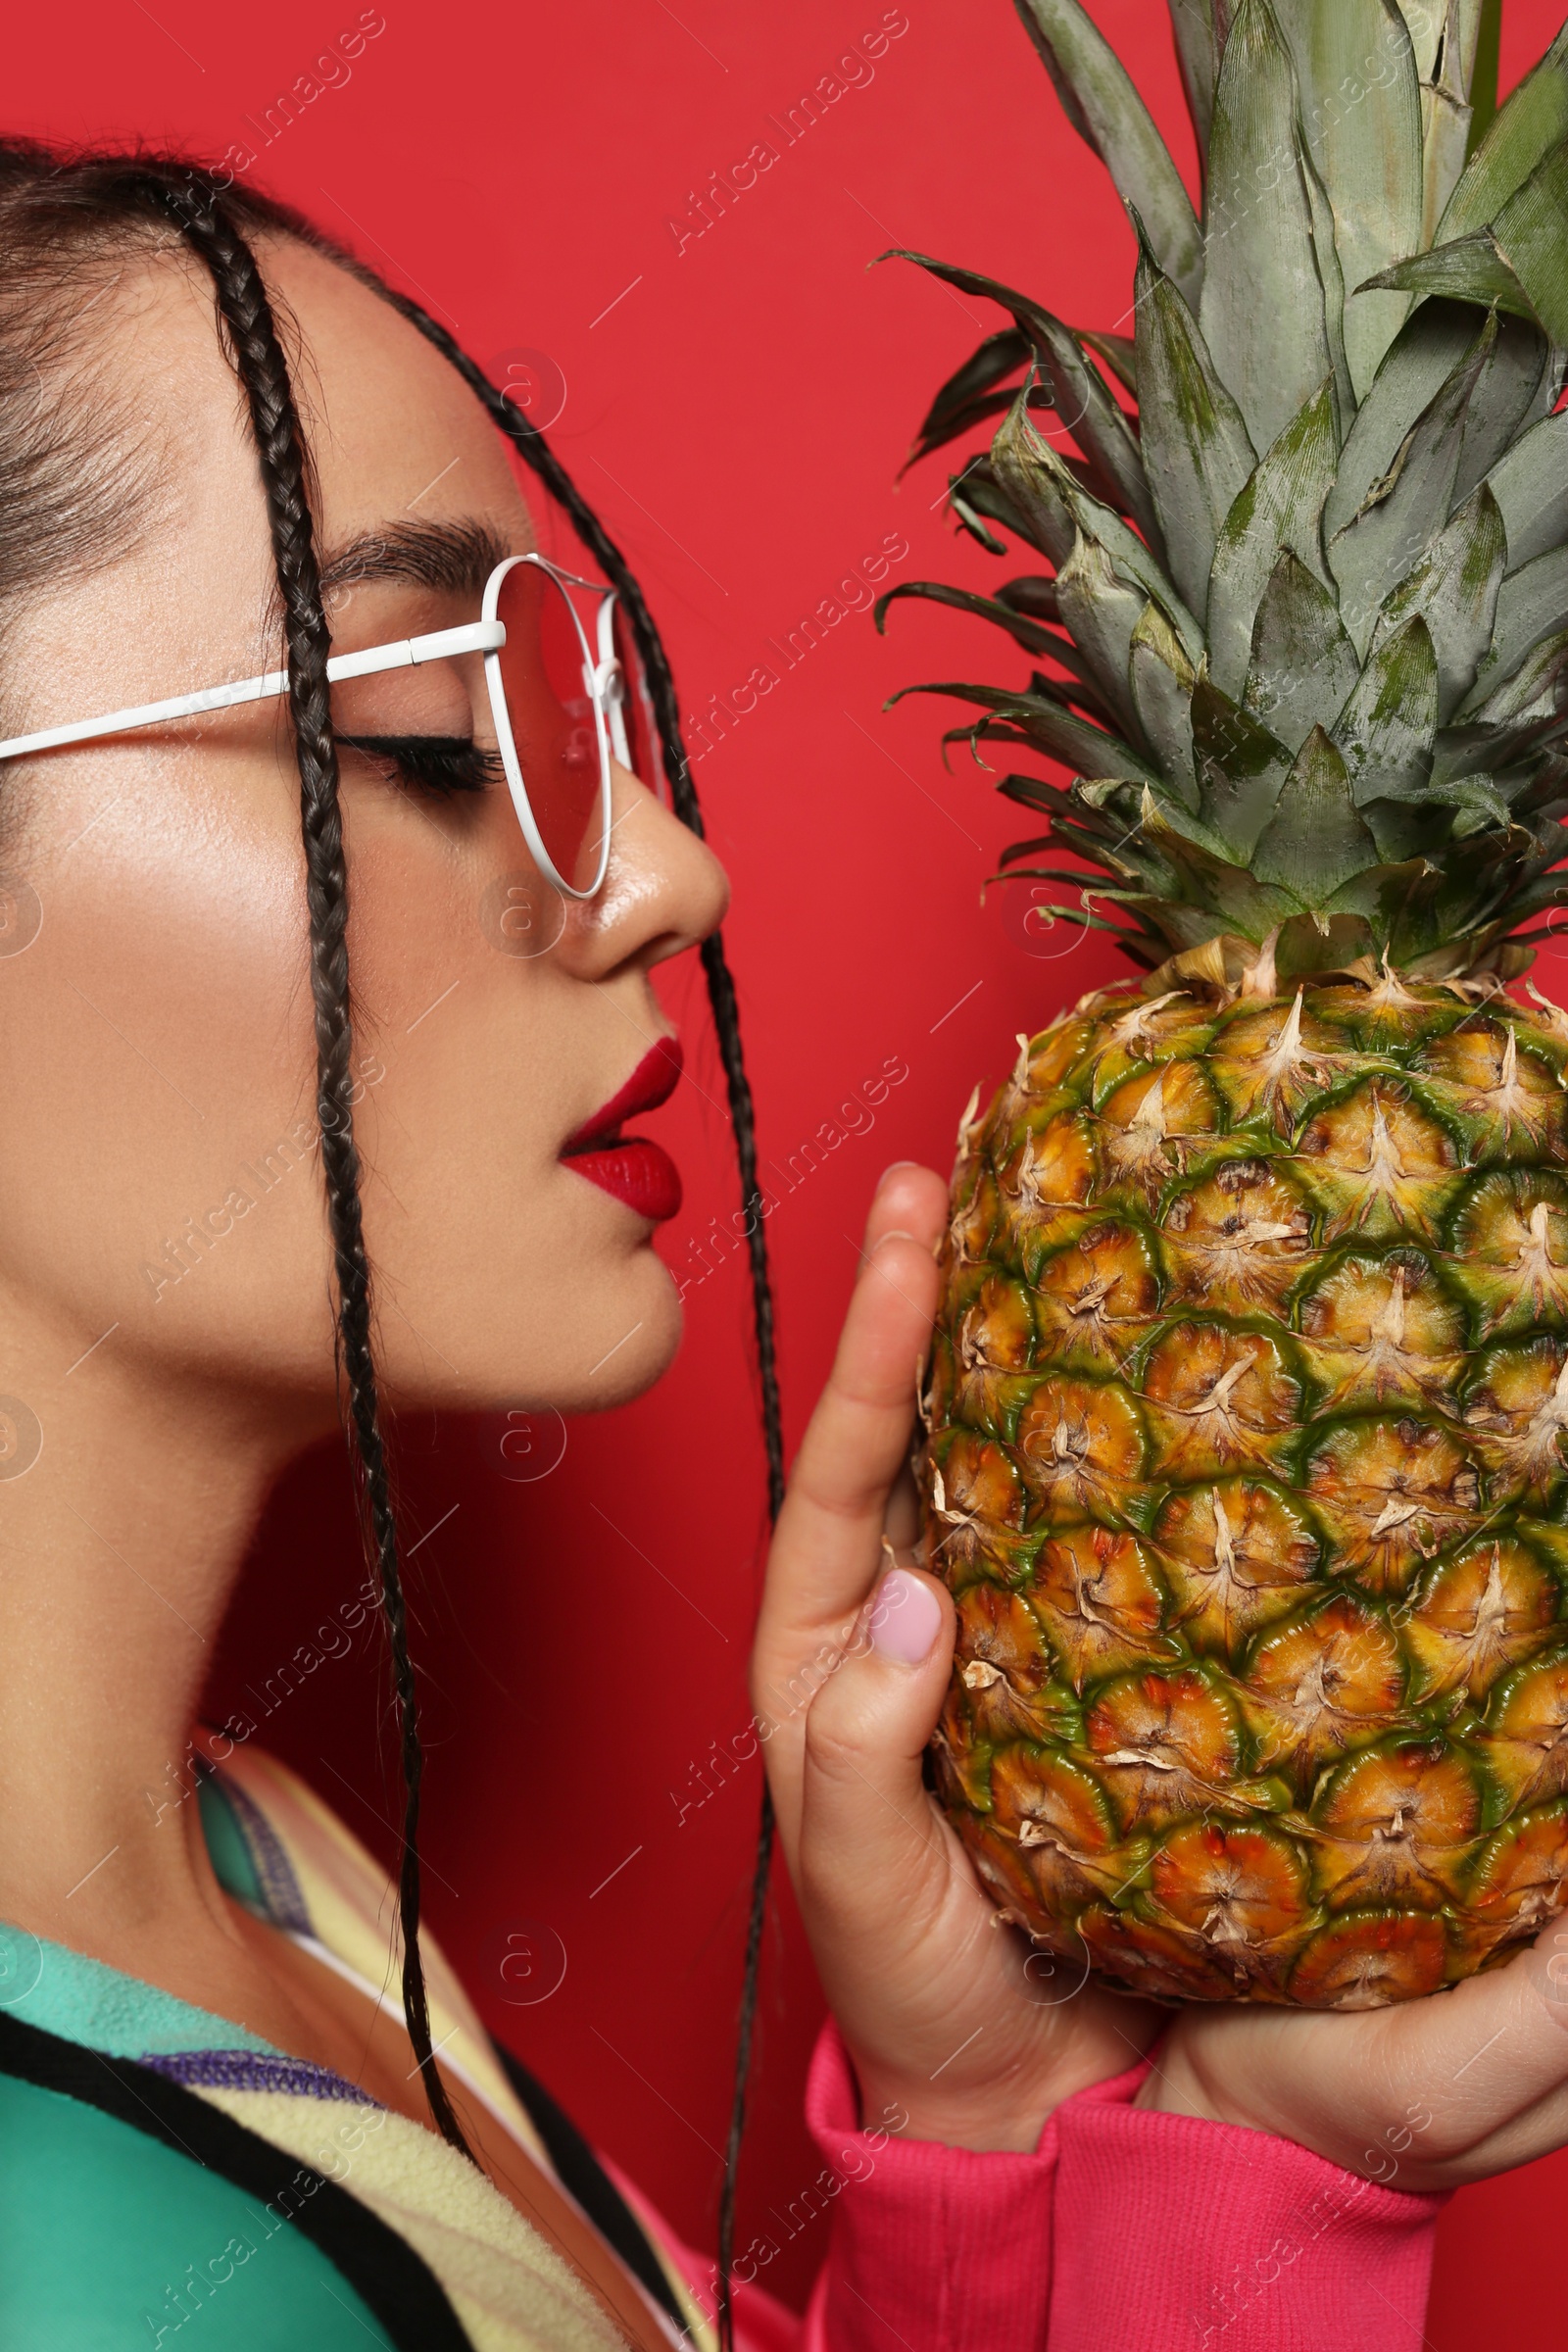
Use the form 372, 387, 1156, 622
450, 1243, 683, 1416
568, 1246, 685, 1408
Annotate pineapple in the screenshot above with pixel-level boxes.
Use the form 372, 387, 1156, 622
895, 0, 1568, 2007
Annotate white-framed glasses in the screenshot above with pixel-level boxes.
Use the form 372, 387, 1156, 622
0, 552, 650, 900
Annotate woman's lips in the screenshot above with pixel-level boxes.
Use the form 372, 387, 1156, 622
561, 1036, 683, 1222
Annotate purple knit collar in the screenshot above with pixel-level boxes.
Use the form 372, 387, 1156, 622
138, 2046, 384, 2104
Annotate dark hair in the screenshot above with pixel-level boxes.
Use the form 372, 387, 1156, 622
0, 129, 783, 2294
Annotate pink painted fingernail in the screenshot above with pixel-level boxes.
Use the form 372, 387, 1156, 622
868, 1569, 942, 1665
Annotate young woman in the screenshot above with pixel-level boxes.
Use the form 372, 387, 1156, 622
1, 145, 1567, 2352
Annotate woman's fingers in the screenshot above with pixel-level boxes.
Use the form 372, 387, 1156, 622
862, 1161, 944, 1255
793, 1564, 961, 2012
767, 1165, 945, 1629
1157, 1914, 1568, 2190
753, 1166, 946, 1846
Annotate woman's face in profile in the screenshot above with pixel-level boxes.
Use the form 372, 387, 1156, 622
0, 232, 729, 1438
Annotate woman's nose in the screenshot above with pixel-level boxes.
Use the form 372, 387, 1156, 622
556, 759, 730, 978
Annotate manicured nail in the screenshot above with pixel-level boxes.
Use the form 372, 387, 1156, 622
868, 1569, 942, 1665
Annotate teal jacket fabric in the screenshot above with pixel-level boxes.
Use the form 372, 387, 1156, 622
0, 2068, 397, 2348
0, 1773, 406, 2349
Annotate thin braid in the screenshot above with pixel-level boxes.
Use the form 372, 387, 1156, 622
375, 298, 787, 1512
377, 297, 784, 2345
157, 182, 472, 2160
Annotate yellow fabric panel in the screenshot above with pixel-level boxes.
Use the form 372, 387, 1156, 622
213, 1741, 548, 2159
193, 2084, 628, 2352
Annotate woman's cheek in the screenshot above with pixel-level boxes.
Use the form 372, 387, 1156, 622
0, 750, 330, 1353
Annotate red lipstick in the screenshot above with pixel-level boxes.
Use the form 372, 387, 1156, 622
562, 1036, 683, 1222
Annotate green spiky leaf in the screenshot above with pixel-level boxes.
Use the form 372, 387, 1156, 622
1129, 602, 1200, 808
1207, 379, 1339, 698
994, 388, 1205, 658
947, 457, 1050, 559
889, 253, 1158, 539
1362, 229, 1539, 323
1418, 4, 1476, 246
1331, 612, 1441, 801
1298, 123, 1356, 425
1011, 0, 1204, 303
1167, 0, 1218, 151
904, 326, 1032, 470
1323, 299, 1480, 540
1396, 0, 1445, 79
1273, 0, 1424, 396
1371, 479, 1507, 719
1251, 725, 1382, 901
1329, 317, 1494, 654
887, 679, 1160, 784
893, 0, 1568, 982
1078, 328, 1139, 394
875, 578, 1068, 661
1458, 624, 1568, 727
1055, 531, 1149, 729
1192, 672, 1295, 853
1245, 548, 1361, 750
1439, 18, 1568, 238
1454, 311, 1553, 502
1468, 0, 1503, 152
1469, 542, 1568, 706
984, 403, 1077, 566
1132, 226, 1256, 616
1490, 135, 1568, 345
1369, 137, 1568, 343
1200, 0, 1335, 454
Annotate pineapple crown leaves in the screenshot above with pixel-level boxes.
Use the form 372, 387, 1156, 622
887, 0, 1568, 990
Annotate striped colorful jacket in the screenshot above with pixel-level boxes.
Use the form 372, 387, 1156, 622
0, 1739, 1446, 2349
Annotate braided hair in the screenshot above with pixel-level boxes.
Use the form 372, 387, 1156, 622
0, 137, 784, 2312
372, 299, 786, 2332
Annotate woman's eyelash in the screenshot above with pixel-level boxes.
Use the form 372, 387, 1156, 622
336, 733, 505, 797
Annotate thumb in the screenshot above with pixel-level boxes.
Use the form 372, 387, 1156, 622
797, 1565, 956, 1918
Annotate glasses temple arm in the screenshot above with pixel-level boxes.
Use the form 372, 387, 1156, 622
0, 619, 507, 764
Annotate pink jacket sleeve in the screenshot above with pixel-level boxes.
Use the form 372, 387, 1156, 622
779, 2021, 1445, 2352
1048, 2060, 1447, 2352
797, 2020, 1062, 2352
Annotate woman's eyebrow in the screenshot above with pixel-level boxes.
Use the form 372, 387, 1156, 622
318, 516, 512, 599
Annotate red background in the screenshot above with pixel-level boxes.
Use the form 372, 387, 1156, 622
14, 0, 1568, 2333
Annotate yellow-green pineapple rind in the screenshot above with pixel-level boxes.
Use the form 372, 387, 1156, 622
921, 974, 1568, 2010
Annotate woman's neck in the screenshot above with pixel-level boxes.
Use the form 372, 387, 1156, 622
0, 1318, 327, 1966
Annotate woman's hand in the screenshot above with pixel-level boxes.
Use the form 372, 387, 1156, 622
752, 1162, 1159, 2153
1140, 1919, 1568, 2190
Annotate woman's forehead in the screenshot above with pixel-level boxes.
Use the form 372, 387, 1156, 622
254, 232, 532, 549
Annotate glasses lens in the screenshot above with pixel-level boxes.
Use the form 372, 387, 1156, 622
609, 602, 662, 798
495, 563, 607, 889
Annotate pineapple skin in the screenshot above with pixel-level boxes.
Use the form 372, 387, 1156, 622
921, 971, 1568, 2010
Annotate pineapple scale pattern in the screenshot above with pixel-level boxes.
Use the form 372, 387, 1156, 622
898, 0, 1568, 2005
925, 978, 1568, 2007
